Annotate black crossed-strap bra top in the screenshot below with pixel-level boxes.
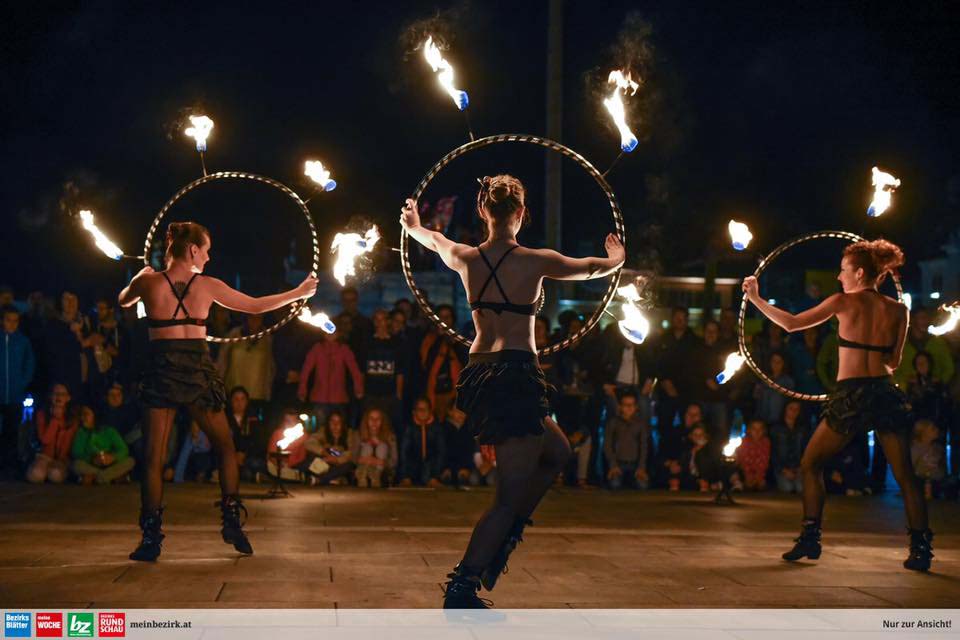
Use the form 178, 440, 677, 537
146, 272, 208, 328
837, 290, 895, 354
469, 245, 537, 316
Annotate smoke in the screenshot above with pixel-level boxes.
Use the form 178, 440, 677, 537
392, 2, 481, 96
163, 104, 212, 144
17, 170, 118, 232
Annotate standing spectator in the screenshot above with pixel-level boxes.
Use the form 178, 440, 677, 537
41, 292, 89, 401
26, 383, 77, 484
340, 287, 373, 363
173, 420, 213, 483
472, 444, 497, 487
441, 407, 474, 486
911, 419, 945, 499
653, 307, 701, 431
217, 314, 275, 414
603, 390, 650, 490
1, 306, 35, 479
89, 297, 123, 397
399, 397, 445, 487
271, 307, 312, 426
363, 309, 407, 429
301, 410, 357, 485
226, 386, 266, 482
769, 400, 809, 493
355, 407, 398, 487
754, 352, 794, 425
71, 405, 135, 484
100, 383, 142, 475
718, 308, 738, 352
601, 321, 654, 427
815, 325, 840, 393
696, 319, 730, 443
752, 321, 790, 375
906, 351, 953, 427
298, 329, 364, 426
418, 305, 464, 422
894, 308, 955, 389
735, 419, 771, 491
790, 327, 826, 397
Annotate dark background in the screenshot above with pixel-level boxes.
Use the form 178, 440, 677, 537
2, 1, 958, 303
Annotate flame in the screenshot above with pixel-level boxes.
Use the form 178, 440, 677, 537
716, 352, 746, 385
136, 301, 146, 319
603, 70, 639, 153
331, 226, 381, 286
298, 307, 337, 334
929, 303, 960, 336
616, 283, 650, 344
867, 167, 901, 217
304, 160, 337, 192
79, 210, 124, 260
423, 36, 469, 111
184, 115, 214, 152
723, 436, 742, 458
276, 423, 305, 450
728, 220, 753, 251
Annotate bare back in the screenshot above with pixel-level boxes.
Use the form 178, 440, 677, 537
835, 290, 908, 380
140, 271, 216, 340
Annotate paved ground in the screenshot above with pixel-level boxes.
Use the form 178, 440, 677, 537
0, 481, 957, 609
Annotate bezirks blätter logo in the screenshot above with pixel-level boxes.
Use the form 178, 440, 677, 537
36, 613, 64, 637
66, 613, 94, 638
4, 612, 31, 638
98, 613, 125, 638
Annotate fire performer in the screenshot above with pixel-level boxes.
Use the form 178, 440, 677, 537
118, 222, 317, 561
742, 239, 933, 571
400, 175, 625, 608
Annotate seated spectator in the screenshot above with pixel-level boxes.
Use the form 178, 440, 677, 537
399, 397, 446, 487
100, 383, 142, 475
355, 407, 399, 487
753, 352, 794, 425
769, 400, 808, 494
603, 390, 650, 490
657, 402, 703, 489
26, 383, 78, 484
825, 439, 869, 496
441, 407, 474, 486
472, 444, 497, 487
676, 423, 722, 491
70, 405, 135, 484
911, 419, 946, 499
174, 420, 213, 483
267, 408, 309, 481
301, 410, 357, 485
735, 419, 771, 491
1, 304, 35, 480
226, 386, 267, 483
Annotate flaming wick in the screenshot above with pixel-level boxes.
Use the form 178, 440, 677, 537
304, 160, 337, 192
615, 283, 650, 345
728, 220, 753, 251
716, 352, 746, 385
603, 70, 639, 153
331, 226, 381, 286
185, 115, 214, 176
867, 167, 901, 217
723, 437, 742, 458
298, 307, 337, 334
79, 210, 125, 261
276, 423, 305, 451
929, 303, 960, 336
423, 36, 469, 111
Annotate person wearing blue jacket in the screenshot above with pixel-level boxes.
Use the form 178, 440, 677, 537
1, 306, 35, 478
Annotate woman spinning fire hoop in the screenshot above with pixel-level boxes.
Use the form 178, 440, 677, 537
400, 175, 625, 608
742, 238, 933, 571
118, 222, 317, 561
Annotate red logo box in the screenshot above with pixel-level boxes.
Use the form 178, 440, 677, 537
98, 613, 125, 637
36, 613, 63, 637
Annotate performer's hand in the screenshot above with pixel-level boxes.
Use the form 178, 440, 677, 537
742, 276, 759, 303
604, 233, 625, 265
296, 275, 318, 299
400, 198, 420, 231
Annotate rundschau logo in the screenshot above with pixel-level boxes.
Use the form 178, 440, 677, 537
98, 613, 126, 638
66, 613, 94, 638
36, 612, 64, 637
4, 612, 31, 638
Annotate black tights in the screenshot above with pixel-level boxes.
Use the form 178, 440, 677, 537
460, 417, 571, 572
140, 406, 240, 513
799, 420, 928, 530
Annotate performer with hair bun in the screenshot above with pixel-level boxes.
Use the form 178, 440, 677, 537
401, 175, 625, 608
742, 238, 934, 571
118, 221, 317, 561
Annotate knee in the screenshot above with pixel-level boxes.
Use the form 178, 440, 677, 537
800, 454, 822, 476
26, 465, 44, 484
48, 467, 66, 484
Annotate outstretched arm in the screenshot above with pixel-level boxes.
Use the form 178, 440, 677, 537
538, 233, 625, 281
118, 266, 153, 307
400, 198, 469, 271
742, 276, 842, 333
208, 275, 317, 315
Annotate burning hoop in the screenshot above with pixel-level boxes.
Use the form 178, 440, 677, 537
144, 171, 321, 344
738, 230, 904, 402
402, 134, 626, 357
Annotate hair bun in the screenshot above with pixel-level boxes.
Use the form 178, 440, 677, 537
870, 239, 905, 275
489, 183, 511, 204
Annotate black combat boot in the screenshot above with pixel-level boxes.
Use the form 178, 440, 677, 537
903, 528, 934, 572
782, 518, 822, 561
217, 495, 253, 555
481, 517, 532, 591
129, 507, 165, 562
443, 564, 490, 609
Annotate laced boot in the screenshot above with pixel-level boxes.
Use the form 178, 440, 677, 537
481, 517, 532, 591
782, 518, 822, 561
129, 507, 165, 562
903, 528, 934, 572
443, 564, 490, 609
217, 495, 253, 555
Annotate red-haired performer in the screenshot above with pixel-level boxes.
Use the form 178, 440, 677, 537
401, 175, 625, 607
743, 238, 933, 571
118, 221, 316, 561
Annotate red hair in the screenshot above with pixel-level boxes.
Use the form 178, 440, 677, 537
843, 238, 904, 284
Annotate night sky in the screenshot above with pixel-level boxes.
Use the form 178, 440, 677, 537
3, 1, 959, 303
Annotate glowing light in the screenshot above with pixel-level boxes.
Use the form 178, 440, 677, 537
716, 352, 746, 385
603, 70, 639, 153
423, 36, 469, 111
331, 226, 381, 286
768, 299, 777, 306
22, 396, 34, 409
298, 307, 336, 334
723, 436, 742, 458
79, 210, 124, 260
929, 304, 960, 337
276, 423, 305, 450
615, 284, 650, 344
136, 301, 146, 319
903, 293, 913, 311
184, 115, 214, 152
728, 220, 753, 251
299, 414, 309, 422
304, 160, 337, 192
867, 167, 900, 217
930, 292, 941, 300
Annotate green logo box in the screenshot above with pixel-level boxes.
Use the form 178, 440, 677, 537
67, 613, 94, 638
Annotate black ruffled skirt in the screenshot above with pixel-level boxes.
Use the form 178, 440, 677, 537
139, 339, 226, 411
822, 376, 912, 436
455, 350, 554, 445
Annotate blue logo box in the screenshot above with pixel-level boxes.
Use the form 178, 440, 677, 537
4, 612, 32, 638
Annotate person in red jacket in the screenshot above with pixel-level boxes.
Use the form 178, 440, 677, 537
298, 329, 364, 425
736, 419, 772, 491
26, 383, 78, 484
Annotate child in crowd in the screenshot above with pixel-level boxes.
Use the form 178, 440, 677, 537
735, 419, 771, 491
911, 419, 945, 499
301, 410, 357, 485
70, 405, 134, 484
472, 444, 497, 487
399, 397, 446, 487
355, 407, 398, 487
